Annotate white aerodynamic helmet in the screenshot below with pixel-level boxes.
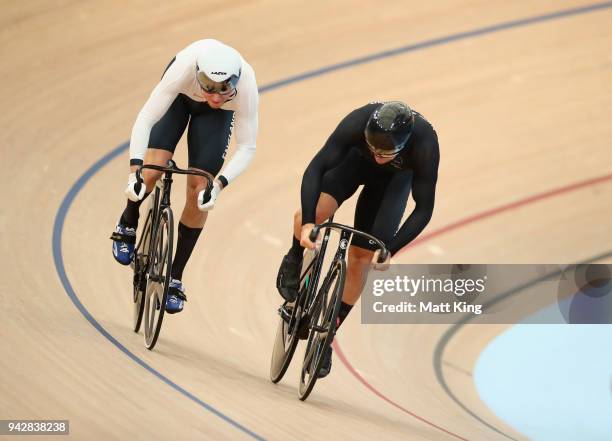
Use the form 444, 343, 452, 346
195, 40, 242, 95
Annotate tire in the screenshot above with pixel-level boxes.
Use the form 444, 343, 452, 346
143, 207, 174, 350
132, 209, 152, 333
298, 258, 346, 400
269, 250, 316, 383
269, 300, 301, 383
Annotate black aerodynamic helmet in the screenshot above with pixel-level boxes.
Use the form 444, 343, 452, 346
365, 101, 415, 157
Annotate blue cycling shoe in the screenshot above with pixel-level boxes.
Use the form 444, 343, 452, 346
110, 223, 136, 265
165, 279, 187, 314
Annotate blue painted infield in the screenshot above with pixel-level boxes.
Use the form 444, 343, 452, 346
475, 324, 612, 441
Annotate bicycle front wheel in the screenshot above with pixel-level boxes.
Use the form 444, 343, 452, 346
143, 207, 173, 350
298, 258, 346, 400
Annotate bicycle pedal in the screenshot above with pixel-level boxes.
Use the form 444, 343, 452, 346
278, 305, 292, 323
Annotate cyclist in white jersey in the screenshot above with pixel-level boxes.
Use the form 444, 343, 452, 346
110, 39, 259, 314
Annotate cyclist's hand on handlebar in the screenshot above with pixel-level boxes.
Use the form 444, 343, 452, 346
300, 223, 317, 250
372, 249, 391, 271
197, 180, 222, 211
125, 172, 146, 202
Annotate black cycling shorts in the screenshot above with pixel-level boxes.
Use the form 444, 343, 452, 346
320, 148, 413, 251
147, 57, 234, 175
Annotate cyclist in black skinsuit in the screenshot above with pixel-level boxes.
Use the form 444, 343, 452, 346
276, 101, 440, 377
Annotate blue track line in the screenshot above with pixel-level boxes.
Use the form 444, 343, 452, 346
52, 2, 612, 438
51, 142, 266, 441
259, 1, 612, 93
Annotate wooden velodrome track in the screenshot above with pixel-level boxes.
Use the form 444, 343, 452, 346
1, 1, 611, 440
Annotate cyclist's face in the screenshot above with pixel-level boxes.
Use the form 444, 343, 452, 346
203, 91, 232, 108
372, 151, 397, 164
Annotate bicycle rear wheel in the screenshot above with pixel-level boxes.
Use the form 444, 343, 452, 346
269, 300, 301, 383
270, 250, 316, 383
298, 258, 345, 400
132, 209, 152, 332
143, 207, 173, 350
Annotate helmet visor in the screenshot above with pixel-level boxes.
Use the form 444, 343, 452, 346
196, 70, 239, 95
366, 141, 404, 158
365, 132, 411, 157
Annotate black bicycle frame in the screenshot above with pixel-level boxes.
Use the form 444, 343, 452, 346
136, 159, 213, 280
308, 229, 351, 317
302, 221, 389, 310
300, 218, 335, 311
333, 229, 351, 262
136, 159, 213, 214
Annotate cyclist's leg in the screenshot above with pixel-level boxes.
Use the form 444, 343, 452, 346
113, 96, 189, 265
341, 170, 412, 315
169, 104, 234, 285
277, 193, 339, 302
292, 193, 339, 241
119, 95, 189, 228
310, 161, 369, 378
278, 152, 364, 300
181, 104, 234, 225
290, 149, 365, 252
